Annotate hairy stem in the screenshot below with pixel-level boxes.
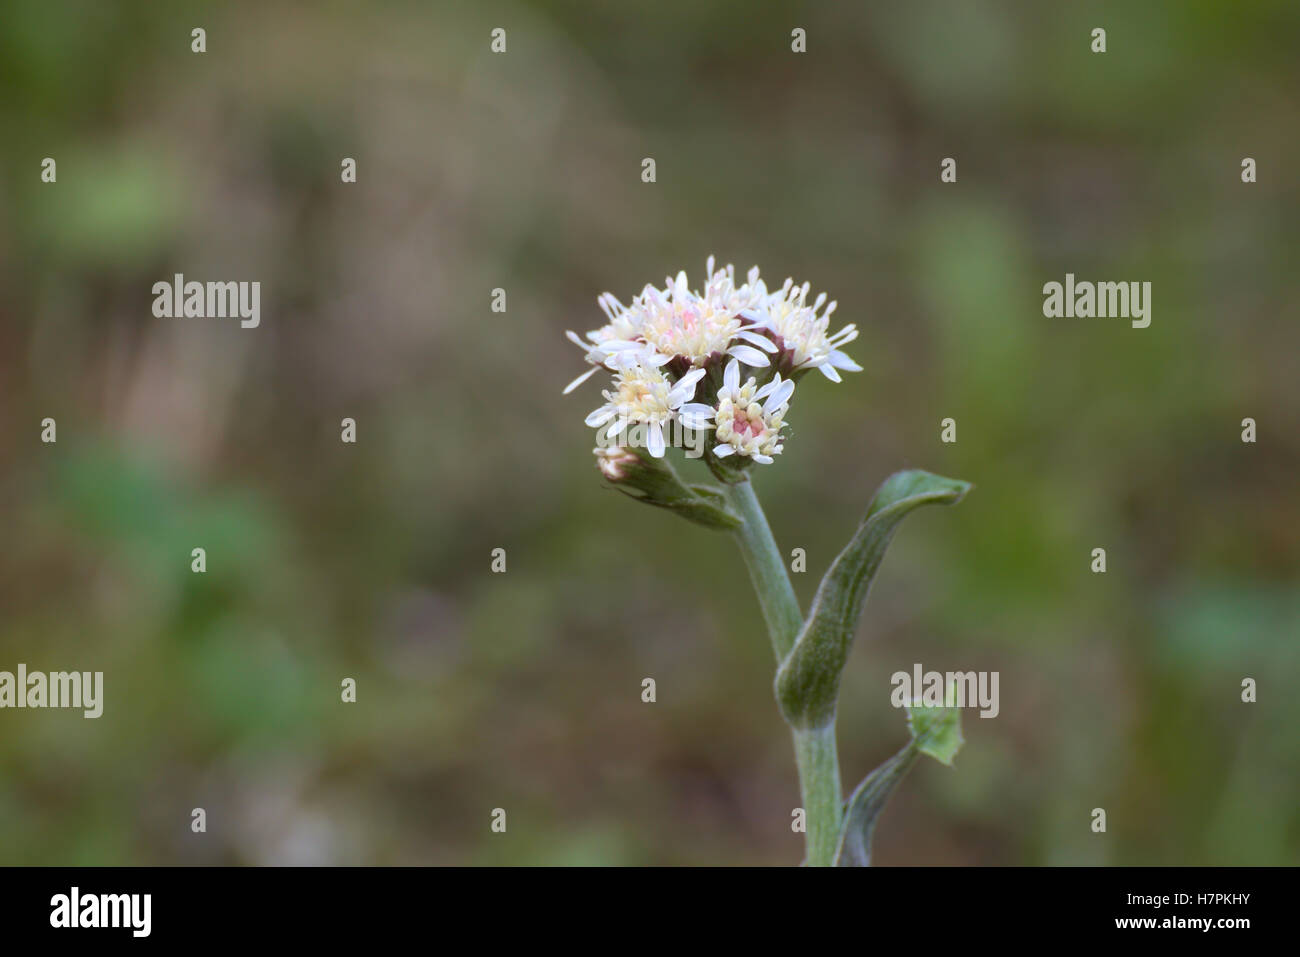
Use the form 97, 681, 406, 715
793, 723, 844, 866
724, 476, 843, 865
723, 477, 803, 662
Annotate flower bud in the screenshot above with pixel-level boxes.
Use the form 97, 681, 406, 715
592, 446, 742, 531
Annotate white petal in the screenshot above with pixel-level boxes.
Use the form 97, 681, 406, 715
734, 330, 779, 352
828, 350, 862, 371
597, 293, 624, 321
585, 406, 615, 427
679, 402, 714, 418
668, 373, 703, 405
604, 351, 642, 371
601, 339, 643, 352
828, 327, 856, 349
764, 379, 795, 413
565, 367, 601, 394
713, 444, 734, 458
724, 358, 740, 393
667, 385, 693, 407
679, 367, 707, 389
647, 423, 666, 458
727, 345, 770, 367
611, 420, 636, 443
818, 363, 843, 383
753, 454, 774, 465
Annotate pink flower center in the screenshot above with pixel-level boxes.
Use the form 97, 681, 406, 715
732, 408, 762, 439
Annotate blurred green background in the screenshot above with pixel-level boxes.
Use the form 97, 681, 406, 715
1, 0, 1297, 865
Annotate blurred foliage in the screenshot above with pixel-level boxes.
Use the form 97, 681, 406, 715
0, 0, 1297, 864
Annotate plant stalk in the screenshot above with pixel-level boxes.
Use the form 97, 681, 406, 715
792, 723, 844, 865
723, 477, 803, 662
724, 476, 843, 865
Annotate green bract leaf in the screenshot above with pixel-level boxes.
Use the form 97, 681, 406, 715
775, 470, 971, 729
703, 444, 752, 485
906, 695, 965, 766
833, 745, 918, 867
598, 448, 742, 531
835, 700, 964, 866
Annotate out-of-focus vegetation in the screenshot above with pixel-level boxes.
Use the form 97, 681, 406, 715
1, 0, 1296, 865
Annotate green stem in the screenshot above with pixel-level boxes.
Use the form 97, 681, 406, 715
793, 724, 844, 866
724, 476, 843, 865
723, 477, 803, 662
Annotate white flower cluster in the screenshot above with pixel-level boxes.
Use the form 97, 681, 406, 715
565, 257, 861, 465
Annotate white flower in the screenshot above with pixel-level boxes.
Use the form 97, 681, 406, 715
712, 358, 795, 465
747, 278, 862, 382
584, 365, 713, 458
635, 257, 775, 367
562, 289, 668, 394
562, 331, 667, 395
563, 257, 777, 394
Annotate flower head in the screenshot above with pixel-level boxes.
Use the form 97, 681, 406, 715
584, 365, 712, 458
748, 278, 862, 382
712, 358, 795, 465
563, 258, 779, 395
567, 258, 855, 470
634, 258, 775, 368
